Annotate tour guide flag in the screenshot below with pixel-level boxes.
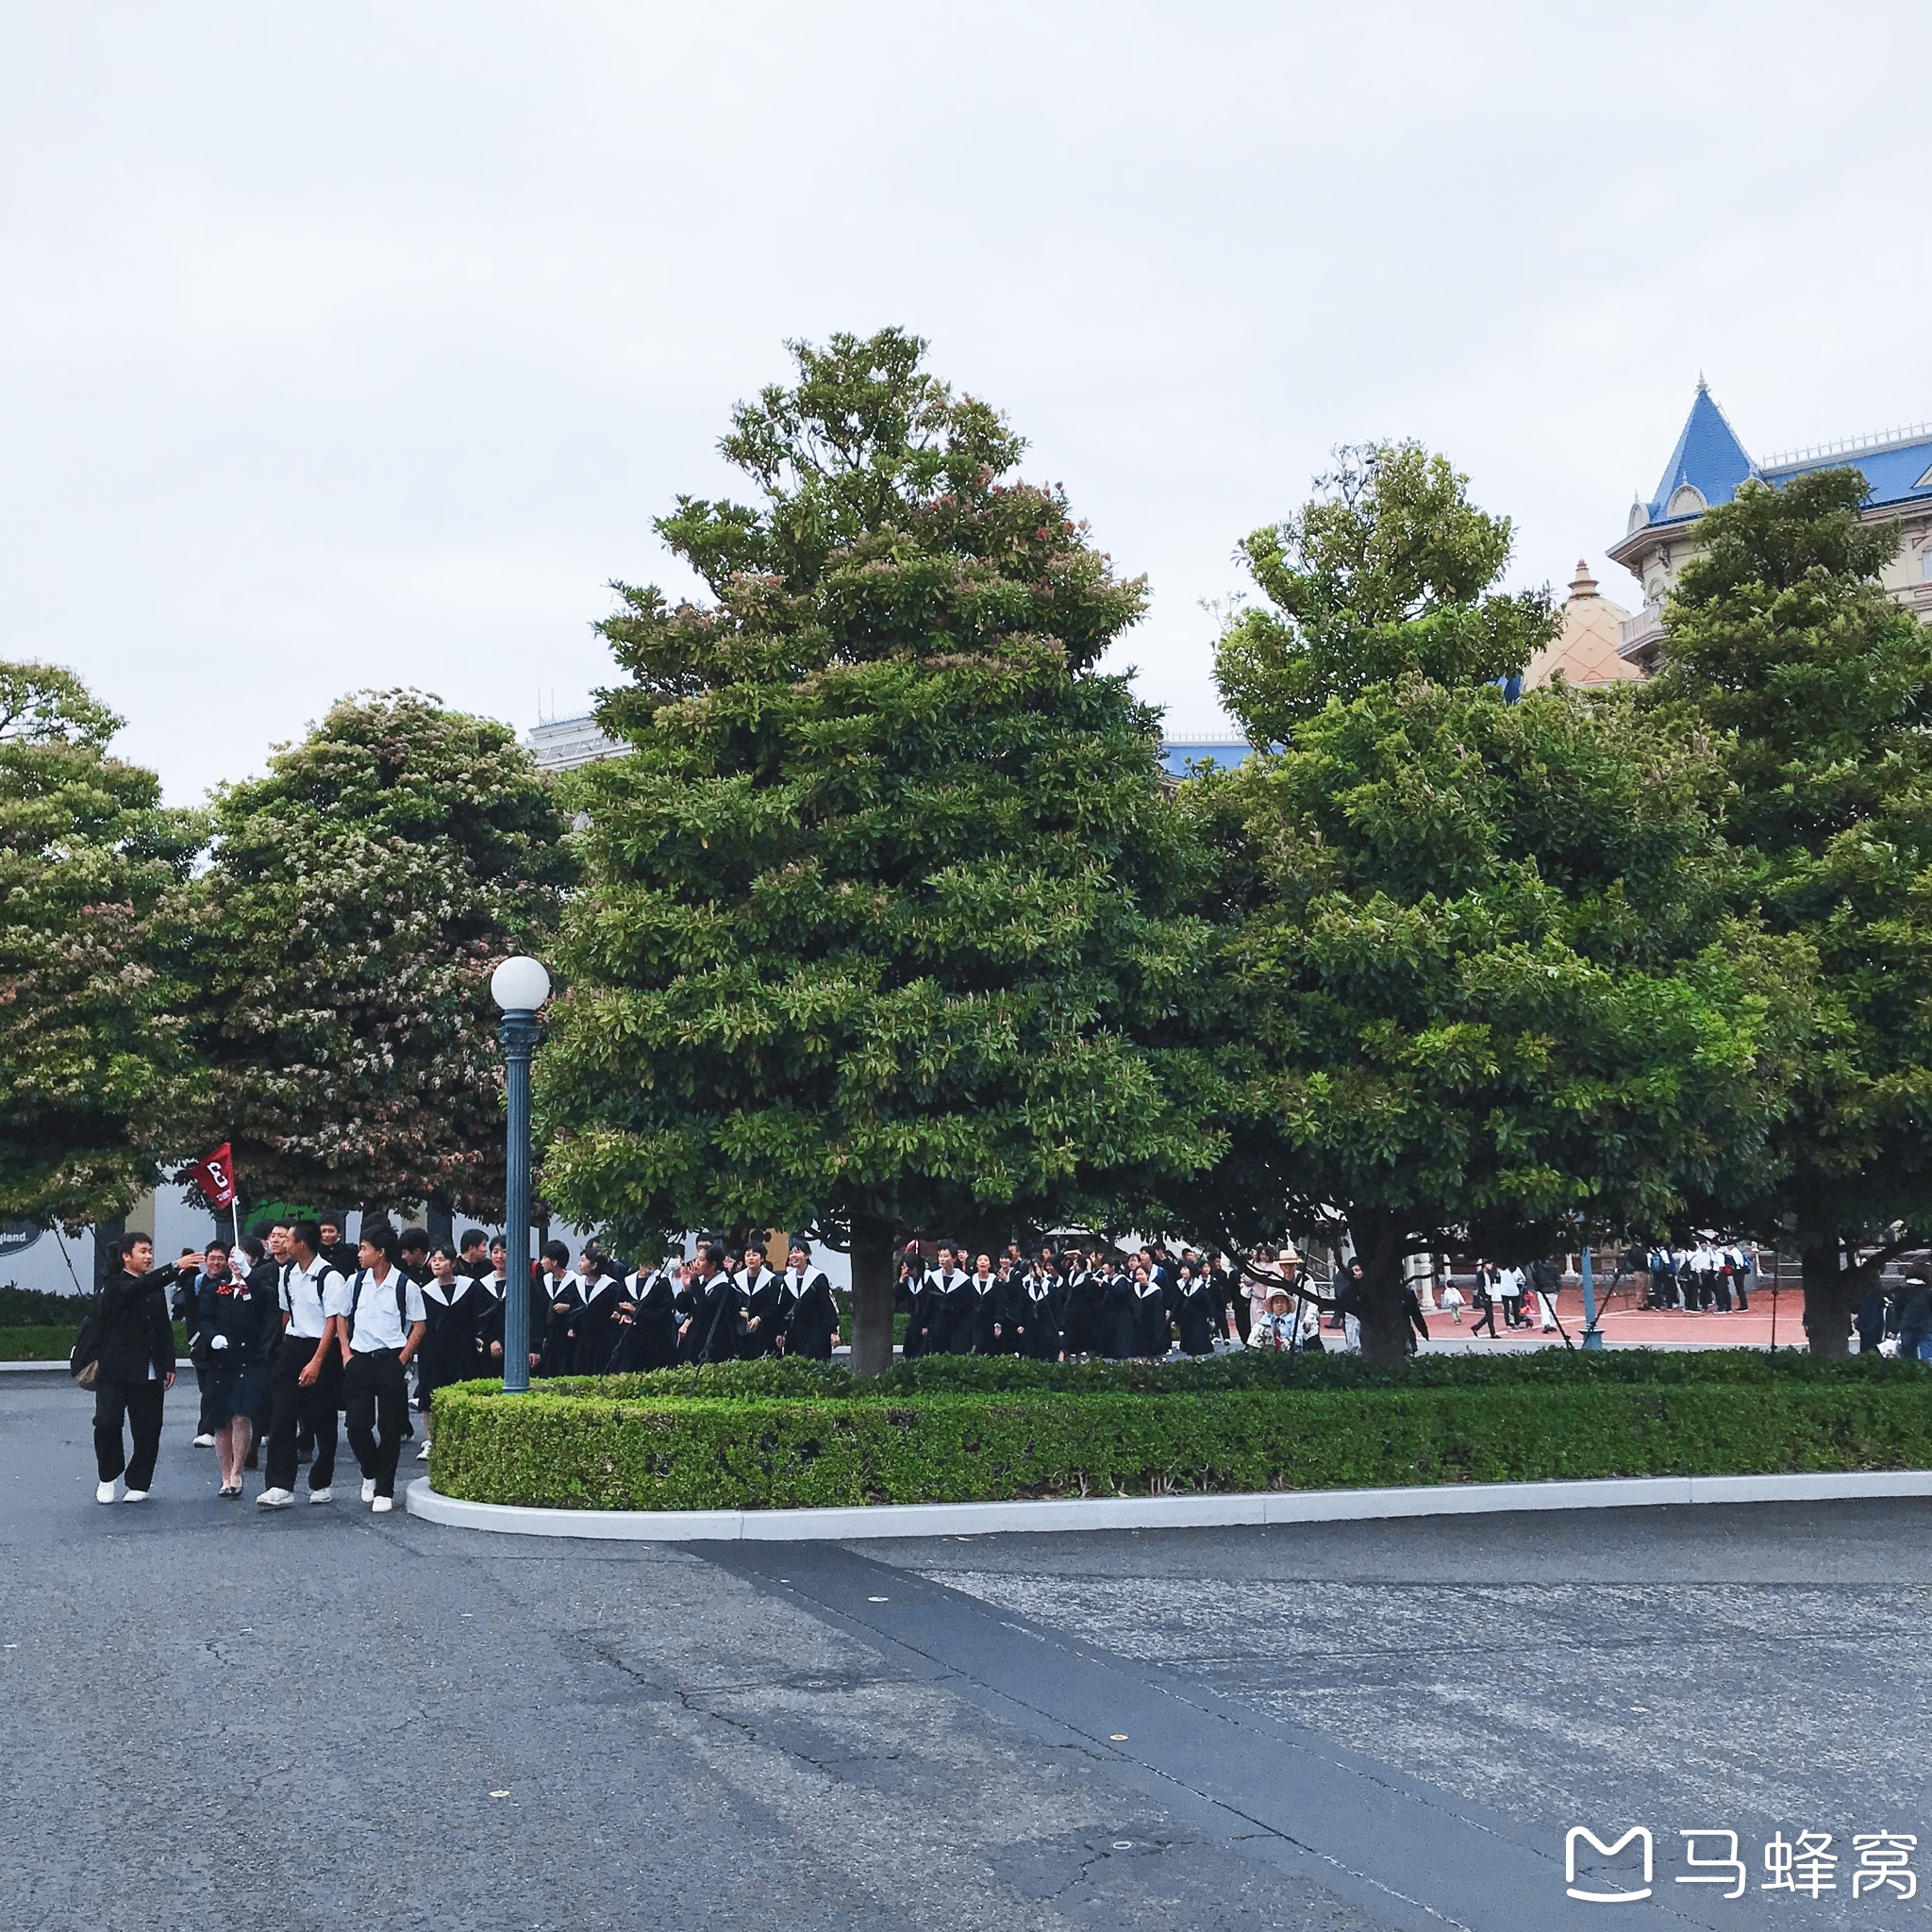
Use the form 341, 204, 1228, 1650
185, 1143, 238, 1211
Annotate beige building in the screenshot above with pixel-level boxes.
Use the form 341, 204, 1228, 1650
1522, 561, 1643, 690
1606, 383, 1932, 673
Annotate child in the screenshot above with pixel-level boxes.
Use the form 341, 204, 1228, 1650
1439, 1277, 1465, 1324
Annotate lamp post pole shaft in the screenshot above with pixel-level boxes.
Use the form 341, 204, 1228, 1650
500, 1010, 540, 1394
1580, 1243, 1604, 1352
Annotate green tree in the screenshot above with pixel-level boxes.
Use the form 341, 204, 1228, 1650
1641, 471, 1932, 1351
0, 661, 202, 1227
1188, 457, 1809, 1364
1214, 441, 1557, 741
185, 690, 573, 1221
536, 328, 1222, 1374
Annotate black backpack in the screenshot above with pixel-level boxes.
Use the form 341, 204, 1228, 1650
69, 1293, 106, 1390
344, 1268, 411, 1344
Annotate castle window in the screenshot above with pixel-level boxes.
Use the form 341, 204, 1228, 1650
1922, 545, 1932, 583
1667, 483, 1707, 517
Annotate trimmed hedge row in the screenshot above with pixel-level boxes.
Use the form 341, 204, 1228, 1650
427, 1354, 1932, 1511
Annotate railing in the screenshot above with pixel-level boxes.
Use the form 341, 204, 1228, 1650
1618, 603, 1665, 655
1760, 422, 1932, 468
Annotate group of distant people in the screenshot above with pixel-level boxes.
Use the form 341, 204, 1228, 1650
1640, 1242, 1755, 1312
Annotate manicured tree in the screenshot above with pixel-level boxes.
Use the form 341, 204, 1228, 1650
1641, 471, 1932, 1351
185, 690, 573, 1220
536, 329, 1221, 1374
1185, 449, 1810, 1364
0, 661, 202, 1226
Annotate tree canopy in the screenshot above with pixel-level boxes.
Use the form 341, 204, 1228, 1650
184, 690, 572, 1219
1189, 458, 1810, 1361
1212, 441, 1557, 741
0, 661, 201, 1227
1641, 470, 1932, 1347
536, 328, 1222, 1371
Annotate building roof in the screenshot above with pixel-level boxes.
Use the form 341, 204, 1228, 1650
1627, 387, 1932, 540
1638, 380, 1756, 527
1523, 562, 1641, 689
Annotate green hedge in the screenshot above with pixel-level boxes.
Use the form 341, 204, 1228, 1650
0, 1322, 190, 1362
427, 1352, 1932, 1511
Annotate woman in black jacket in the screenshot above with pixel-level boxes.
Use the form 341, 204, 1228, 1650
91, 1233, 187, 1504
778, 1242, 838, 1361
197, 1249, 273, 1497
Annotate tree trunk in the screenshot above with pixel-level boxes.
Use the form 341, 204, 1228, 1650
1801, 1241, 1861, 1357
1353, 1213, 1414, 1368
425, 1196, 455, 1251
848, 1221, 898, 1379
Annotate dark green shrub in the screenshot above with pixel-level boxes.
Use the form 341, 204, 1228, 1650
428, 1352, 1932, 1511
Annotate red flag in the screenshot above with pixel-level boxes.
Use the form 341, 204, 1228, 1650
185, 1142, 238, 1210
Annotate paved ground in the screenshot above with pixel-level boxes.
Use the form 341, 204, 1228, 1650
4, 1373, 1926, 1931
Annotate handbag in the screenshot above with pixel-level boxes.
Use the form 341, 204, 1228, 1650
70, 1298, 105, 1390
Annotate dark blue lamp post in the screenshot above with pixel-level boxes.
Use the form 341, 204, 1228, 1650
491, 955, 551, 1395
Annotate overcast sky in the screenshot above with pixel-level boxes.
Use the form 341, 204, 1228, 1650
3, 3, 1924, 801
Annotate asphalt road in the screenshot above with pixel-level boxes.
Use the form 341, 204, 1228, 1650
4, 1373, 1927, 1931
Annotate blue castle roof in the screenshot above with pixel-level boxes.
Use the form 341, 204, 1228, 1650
1642, 382, 1756, 524
1631, 385, 1932, 533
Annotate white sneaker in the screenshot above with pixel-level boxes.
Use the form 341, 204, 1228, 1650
308, 1488, 333, 1505
192, 1434, 216, 1448
360, 1477, 376, 1503
122, 1490, 149, 1503
256, 1488, 294, 1508
372, 1495, 393, 1514
416, 1441, 431, 1461
95, 1479, 118, 1504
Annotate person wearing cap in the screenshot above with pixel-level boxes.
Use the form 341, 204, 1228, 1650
1894, 1275, 1932, 1362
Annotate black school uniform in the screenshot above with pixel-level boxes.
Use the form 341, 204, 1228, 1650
1021, 1275, 1061, 1359
1173, 1275, 1217, 1356
418, 1274, 482, 1407
900, 1271, 934, 1358
925, 1269, 974, 1355
696, 1270, 747, 1364
613, 1268, 679, 1373
673, 1274, 708, 1365
1098, 1269, 1136, 1358
781, 1267, 837, 1360
738, 1265, 786, 1358
1130, 1276, 1173, 1358
567, 1274, 623, 1374
989, 1271, 1027, 1355
1060, 1268, 1107, 1357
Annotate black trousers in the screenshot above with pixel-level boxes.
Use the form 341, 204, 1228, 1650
343, 1350, 408, 1498
93, 1379, 165, 1488
264, 1341, 341, 1493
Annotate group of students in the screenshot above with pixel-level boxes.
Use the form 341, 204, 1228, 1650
82, 1218, 848, 1509
1641, 1242, 1756, 1312
893, 1241, 1316, 1359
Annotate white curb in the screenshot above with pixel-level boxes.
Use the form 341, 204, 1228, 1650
404, 1467, 1932, 1542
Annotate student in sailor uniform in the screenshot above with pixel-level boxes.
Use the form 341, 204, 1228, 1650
197, 1249, 274, 1496
673, 1257, 708, 1365
480, 1235, 549, 1377
258, 1218, 353, 1508
988, 1254, 1028, 1355
415, 1242, 482, 1458
778, 1242, 839, 1360
1127, 1264, 1173, 1358
738, 1246, 787, 1358
1021, 1262, 1061, 1360
1097, 1259, 1136, 1359
564, 1248, 624, 1374
538, 1240, 576, 1374
611, 1257, 681, 1373
898, 1250, 935, 1358
337, 1223, 426, 1512
689, 1244, 745, 1364
1172, 1263, 1219, 1357
924, 1246, 974, 1356
1057, 1254, 1104, 1357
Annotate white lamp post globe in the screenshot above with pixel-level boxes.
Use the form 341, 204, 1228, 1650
491, 956, 551, 1014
